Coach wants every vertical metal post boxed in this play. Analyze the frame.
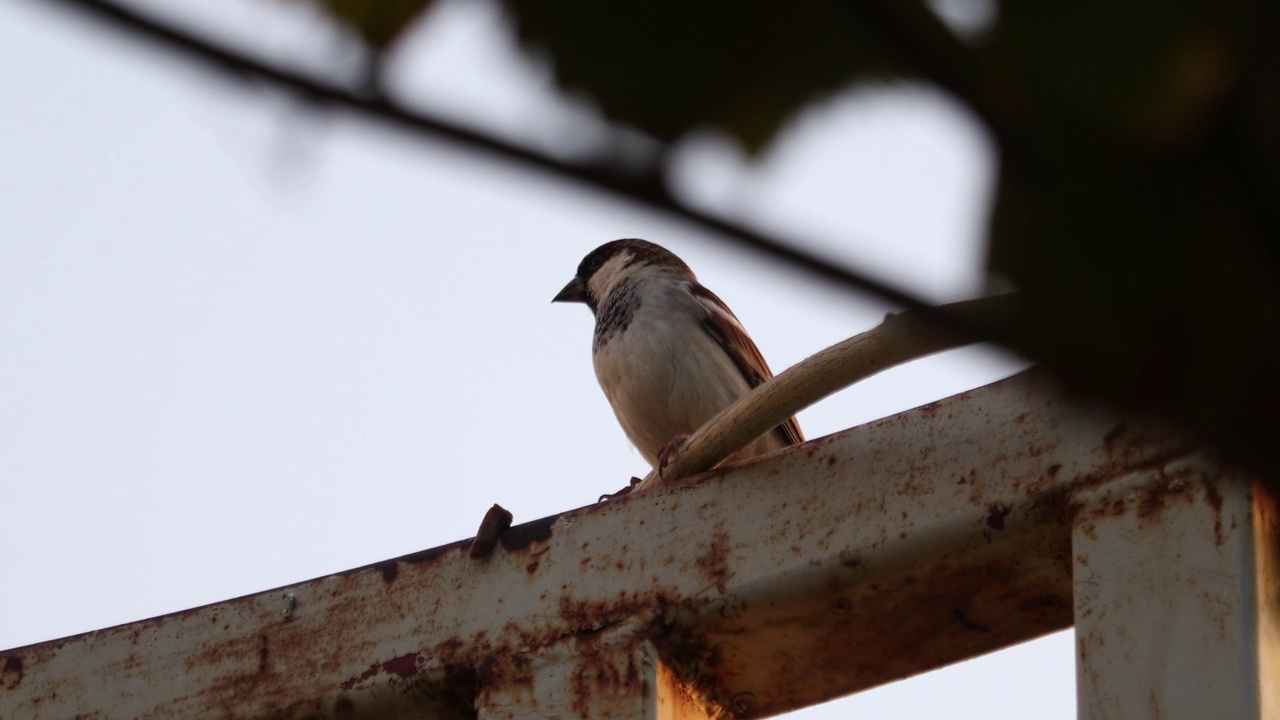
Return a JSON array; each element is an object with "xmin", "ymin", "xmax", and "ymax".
[
  {"xmin": 475, "ymin": 622, "xmax": 714, "ymax": 720},
  {"xmin": 1072, "ymin": 459, "xmax": 1280, "ymax": 719}
]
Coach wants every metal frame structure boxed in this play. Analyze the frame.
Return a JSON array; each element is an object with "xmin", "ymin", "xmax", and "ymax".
[{"xmin": 2, "ymin": 370, "xmax": 1276, "ymax": 718}]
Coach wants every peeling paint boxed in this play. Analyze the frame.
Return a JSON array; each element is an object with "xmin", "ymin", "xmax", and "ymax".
[{"xmin": 341, "ymin": 652, "xmax": 422, "ymax": 691}]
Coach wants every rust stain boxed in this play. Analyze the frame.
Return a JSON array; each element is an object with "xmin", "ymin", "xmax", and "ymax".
[
  {"xmin": 382, "ymin": 653, "xmax": 419, "ymax": 679},
  {"xmin": 1, "ymin": 655, "xmax": 22, "ymax": 689},
  {"xmin": 570, "ymin": 642, "xmax": 646, "ymax": 717},
  {"xmin": 1202, "ymin": 478, "xmax": 1225, "ymax": 546},
  {"xmin": 985, "ymin": 504, "xmax": 1012, "ymax": 531},
  {"xmin": 1136, "ymin": 474, "xmax": 1177, "ymax": 519},
  {"xmin": 656, "ymin": 628, "xmax": 731, "ymax": 714},
  {"xmin": 697, "ymin": 532, "xmax": 733, "ymax": 593},
  {"xmin": 499, "ymin": 514, "xmax": 556, "ymax": 553},
  {"xmin": 655, "ymin": 661, "xmax": 718, "ymax": 718},
  {"xmin": 915, "ymin": 401, "xmax": 942, "ymax": 418},
  {"xmin": 557, "ymin": 594, "xmax": 668, "ymax": 638},
  {"xmin": 474, "ymin": 655, "xmax": 497, "ymax": 688},
  {"xmin": 340, "ymin": 652, "xmax": 422, "ymax": 691},
  {"xmin": 1068, "ymin": 462, "xmax": 1201, "ymax": 536},
  {"xmin": 258, "ymin": 634, "xmax": 269, "ymax": 674},
  {"xmin": 427, "ymin": 638, "xmax": 466, "ymax": 670},
  {"xmin": 189, "ymin": 626, "xmax": 319, "ymax": 717},
  {"xmin": 476, "ymin": 652, "xmax": 534, "ymax": 702}
]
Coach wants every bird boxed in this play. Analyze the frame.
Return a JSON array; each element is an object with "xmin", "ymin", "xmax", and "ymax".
[{"xmin": 553, "ymin": 239, "xmax": 804, "ymax": 473}]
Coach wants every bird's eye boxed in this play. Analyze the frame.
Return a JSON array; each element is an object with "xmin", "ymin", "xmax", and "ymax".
[{"xmin": 579, "ymin": 251, "xmax": 608, "ymax": 279}]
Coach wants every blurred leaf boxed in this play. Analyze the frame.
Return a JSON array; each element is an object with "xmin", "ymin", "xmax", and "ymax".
[
  {"xmin": 296, "ymin": 0, "xmax": 1280, "ymax": 475},
  {"xmin": 311, "ymin": 0, "xmax": 436, "ymax": 50},
  {"xmin": 499, "ymin": 0, "xmax": 904, "ymax": 151},
  {"xmin": 987, "ymin": 0, "xmax": 1280, "ymax": 474},
  {"xmin": 991, "ymin": 0, "xmax": 1238, "ymax": 149}
]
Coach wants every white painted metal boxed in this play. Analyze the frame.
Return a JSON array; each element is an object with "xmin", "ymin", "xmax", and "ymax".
[
  {"xmin": 1073, "ymin": 465, "xmax": 1280, "ymax": 719},
  {"xmin": 0, "ymin": 369, "xmax": 1263, "ymax": 719}
]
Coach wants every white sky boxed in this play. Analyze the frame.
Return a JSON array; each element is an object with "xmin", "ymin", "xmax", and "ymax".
[{"xmin": 0, "ymin": 0, "xmax": 1073, "ymax": 717}]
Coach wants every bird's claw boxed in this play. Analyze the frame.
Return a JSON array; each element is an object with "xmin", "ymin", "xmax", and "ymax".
[{"xmin": 657, "ymin": 433, "xmax": 690, "ymax": 480}]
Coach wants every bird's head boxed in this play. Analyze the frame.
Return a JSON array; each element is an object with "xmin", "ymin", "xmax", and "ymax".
[{"xmin": 552, "ymin": 239, "xmax": 694, "ymax": 313}]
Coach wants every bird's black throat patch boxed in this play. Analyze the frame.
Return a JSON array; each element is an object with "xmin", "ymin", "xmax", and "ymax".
[{"xmin": 593, "ymin": 283, "xmax": 639, "ymax": 352}]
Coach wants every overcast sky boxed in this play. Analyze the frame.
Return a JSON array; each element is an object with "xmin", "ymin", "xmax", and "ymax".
[{"xmin": 0, "ymin": 0, "xmax": 1072, "ymax": 717}]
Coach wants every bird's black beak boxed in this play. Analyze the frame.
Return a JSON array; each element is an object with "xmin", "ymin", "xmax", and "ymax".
[{"xmin": 552, "ymin": 276, "xmax": 588, "ymax": 304}]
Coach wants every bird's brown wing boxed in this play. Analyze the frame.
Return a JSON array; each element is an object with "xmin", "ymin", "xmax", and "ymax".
[{"xmin": 688, "ymin": 282, "xmax": 805, "ymax": 447}]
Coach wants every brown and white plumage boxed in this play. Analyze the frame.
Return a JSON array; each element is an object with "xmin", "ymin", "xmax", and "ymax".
[{"xmin": 553, "ymin": 239, "xmax": 803, "ymax": 468}]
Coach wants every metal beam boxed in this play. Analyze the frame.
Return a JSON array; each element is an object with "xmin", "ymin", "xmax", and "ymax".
[
  {"xmin": 0, "ymin": 370, "xmax": 1244, "ymax": 718},
  {"xmin": 1073, "ymin": 468, "xmax": 1280, "ymax": 718},
  {"xmin": 474, "ymin": 622, "xmax": 713, "ymax": 720}
]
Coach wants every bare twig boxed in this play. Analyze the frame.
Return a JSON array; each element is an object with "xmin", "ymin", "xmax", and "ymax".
[{"xmin": 636, "ymin": 293, "xmax": 1018, "ymax": 491}]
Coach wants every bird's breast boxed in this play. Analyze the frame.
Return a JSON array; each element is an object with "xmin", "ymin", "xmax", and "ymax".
[{"xmin": 592, "ymin": 293, "xmax": 751, "ymax": 465}]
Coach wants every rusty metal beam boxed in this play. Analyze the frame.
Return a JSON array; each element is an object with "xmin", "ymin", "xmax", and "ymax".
[
  {"xmin": 474, "ymin": 622, "xmax": 713, "ymax": 720},
  {"xmin": 0, "ymin": 370, "xmax": 1235, "ymax": 719},
  {"xmin": 1073, "ymin": 469, "xmax": 1280, "ymax": 718}
]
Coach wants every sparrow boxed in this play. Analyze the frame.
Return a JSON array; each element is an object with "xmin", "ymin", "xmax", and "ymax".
[{"xmin": 553, "ymin": 239, "xmax": 804, "ymax": 471}]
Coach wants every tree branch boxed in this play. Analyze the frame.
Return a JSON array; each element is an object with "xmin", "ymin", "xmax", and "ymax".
[
  {"xmin": 846, "ymin": 0, "xmax": 1017, "ymax": 151},
  {"xmin": 37, "ymin": 0, "xmax": 999, "ymax": 331},
  {"xmin": 635, "ymin": 293, "xmax": 1018, "ymax": 491}
]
